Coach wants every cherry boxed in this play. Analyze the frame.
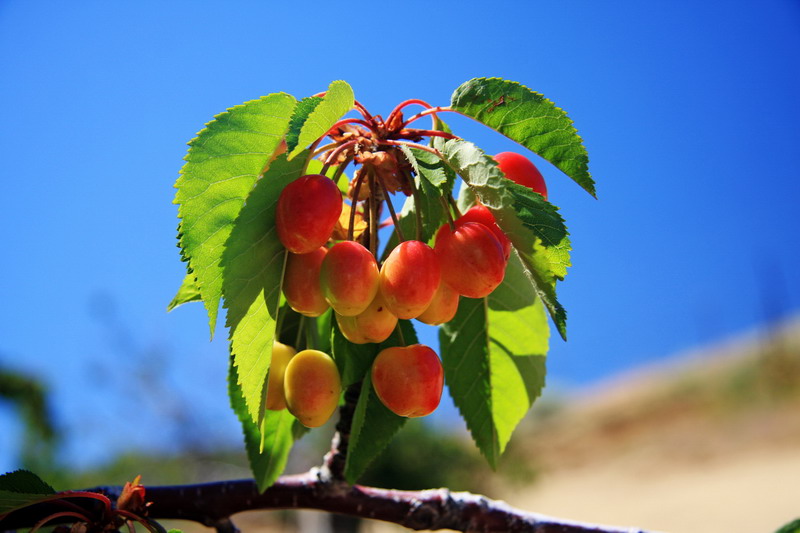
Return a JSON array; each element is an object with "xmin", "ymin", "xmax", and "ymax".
[
  {"xmin": 284, "ymin": 349, "xmax": 341, "ymax": 428},
  {"xmin": 456, "ymin": 204, "xmax": 511, "ymax": 261},
  {"xmin": 493, "ymin": 152, "xmax": 548, "ymax": 200},
  {"xmin": 416, "ymin": 282, "xmax": 459, "ymax": 325},
  {"xmin": 319, "ymin": 241, "xmax": 380, "ymax": 316},
  {"xmin": 276, "ymin": 174, "xmax": 343, "ymax": 254},
  {"xmin": 335, "ymin": 291, "xmax": 398, "ymax": 344},
  {"xmin": 265, "ymin": 341, "xmax": 296, "ymax": 411},
  {"xmin": 434, "ymin": 222, "xmax": 506, "ymax": 298},
  {"xmin": 379, "ymin": 240, "xmax": 441, "ymax": 320},
  {"xmin": 283, "ymin": 247, "xmax": 329, "ymax": 317},
  {"xmin": 371, "ymin": 344, "xmax": 443, "ymax": 418}
]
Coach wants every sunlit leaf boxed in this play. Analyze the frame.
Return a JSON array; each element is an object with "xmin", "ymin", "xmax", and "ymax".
[
  {"xmin": 451, "ymin": 77, "xmax": 595, "ymax": 197},
  {"xmin": 175, "ymin": 93, "xmax": 296, "ymax": 335},
  {"xmin": 288, "ymin": 81, "xmax": 355, "ymax": 159}
]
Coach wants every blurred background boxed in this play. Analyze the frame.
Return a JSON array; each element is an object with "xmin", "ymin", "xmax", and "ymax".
[{"xmin": 1, "ymin": 1, "xmax": 799, "ymax": 532}]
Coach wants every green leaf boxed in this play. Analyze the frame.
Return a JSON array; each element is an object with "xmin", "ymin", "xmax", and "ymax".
[
  {"xmin": 285, "ymin": 97, "xmax": 323, "ymax": 153},
  {"xmin": 0, "ymin": 470, "xmax": 59, "ymax": 515},
  {"xmin": 288, "ymin": 80, "xmax": 355, "ymax": 159},
  {"xmin": 438, "ymin": 138, "xmax": 569, "ymax": 339},
  {"xmin": 439, "ymin": 253, "xmax": 548, "ymax": 467},
  {"xmin": 175, "ymin": 93, "xmax": 297, "ymax": 335},
  {"xmin": 228, "ymin": 355, "xmax": 295, "ymax": 492},
  {"xmin": 331, "ymin": 319, "xmax": 379, "ymax": 388},
  {"xmin": 0, "ymin": 470, "xmax": 54, "ymax": 495},
  {"xmin": 450, "ymin": 77, "xmax": 595, "ymax": 197},
  {"xmin": 221, "ymin": 151, "xmax": 310, "ymax": 424},
  {"xmin": 167, "ymin": 272, "xmax": 203, "ymax": 311},
  {"xmin": 344, "ymin": 320, "xmax": 418, "ymax": 483},
  {"xmin": 775, "ymin": 519, "xmax": 800, "ymax": 533}
]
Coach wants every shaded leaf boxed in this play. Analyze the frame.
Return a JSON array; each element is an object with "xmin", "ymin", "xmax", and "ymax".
[
  {"xmin": 175, "ymin": 93, "xmax": 296, "ymax": 335},
  {"xmin": 331, "ymin": 319, "xmax": 379, "ymax": 388},
  {"xmin": 0, "ymin": 470, "xmax": 54, "ymax": 495},
  {"xmin": 285, "ymin": 97, "xmax": 323, "ymax": 153},
  {"xmin": 451, "ymin": 77, "xmax": 595, "ymax": 197}
]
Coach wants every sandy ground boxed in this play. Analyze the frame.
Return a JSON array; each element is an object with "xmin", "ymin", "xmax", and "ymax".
[
  {"xmin": 505, "ymin": 444, "xmax": 800, "ymax": 533},
  {"xmin": 497, "ymin": 321, "xmax": 800, "ymax": 533}
]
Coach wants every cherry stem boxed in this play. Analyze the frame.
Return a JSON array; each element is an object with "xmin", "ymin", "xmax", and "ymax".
[
  {"xmin": 409, "ymin": 174, "xmax": 423, "ymax": 242},
  {"xmin": 368, "ymin": 173, "xmax": 379, "ymax": 258},
  {"xmin": 374, "ymin": 171, "xmax": 405, "ymax": 242},
  {"xmin": 402, "ymin": 106, "xmax": 452, "ymax": 128},
  {"xmin": 310, "ymin": 141, "xmax": 340, "ymax": 159},
  {"xmin": 29, "ymin": 511, "xmax": 90, "ymax": 533},
  {"xmin": 386, "ymin": 98, "xmax": 434, "ymax": 127},
  {"xmin": 353, "ymin": 100, "xmax": 373, "ymax": 121},
  {"xmin": 447, "ymin": 195, "xmax": 462, "ymax": 218},
  {"xmin": 332, "ymin": 154, "xmax": 354, "ymax": 188},
  {"xmin": 394, "ymin": 323, "xmax": 407, "ymax": 347},
  {"xmin": 294, "ymin": 316, "xmax": 305, "ymax": 351},
  {"xmin": 321, "ymin": 140, "xmax": 358, "ymax": 176},
  {"xmin": 400, "ymin": 128, "xmax": 458, "ymax": 140},
  {"xmin": 274, "ymin": 252, "xmax": 290, "ymax": 335},
  {"xmin": 379, "ymin": 140, "xmax": 442, "ymax": 159},
  {"xmin": 115, "ymin": 511, "xmax": 161, "ymax": 533},
  {"xmin": 348, "ymin": 170, "xmax": 367, "ymax": 242},
  {"xmin": 440, "ymin": 196, "xmax": 456, "ymax": 231}
]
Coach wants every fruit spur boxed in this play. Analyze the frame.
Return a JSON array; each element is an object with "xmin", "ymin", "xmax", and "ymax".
[{"xmin": 269, "ymin": 95, "xmax": 548, "ymax": 426}]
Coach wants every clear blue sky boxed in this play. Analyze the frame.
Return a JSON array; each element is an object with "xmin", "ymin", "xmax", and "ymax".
[{"xmin": 1, "ymin": 1, "xmax": 799, "ymax": 472}]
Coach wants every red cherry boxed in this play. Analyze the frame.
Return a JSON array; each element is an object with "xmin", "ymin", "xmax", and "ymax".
[
  {"xmin": 283, "ymin": 247, "xmax": 329, "ymax": 317},
  {"xmin": 276, "ymin": 174, "xmax": 342, "ymax": 254},
  {"xmin": 371, "ymin": 344, "xmax": 443, "ymax": 418},
  {"xmin": 319, "ymin": 241, "xmax": 380, "ymax": 316},
  {"xmin": 456, "ymin": 204, "xmax": 511, "ymax": 261},
  {"xmin": 434, "ymin": 222, "xmax": 506, "ymax": 298},
  {"xmin": 379, "ymin": 240, "xmax": 441, "ymax": 320},
  {"xmin": 493, "ymin": 152, "xmax": 548, "ymax": 200}
]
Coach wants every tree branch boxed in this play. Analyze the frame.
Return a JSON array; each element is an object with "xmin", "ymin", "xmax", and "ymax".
[{"xmin": 1, "ymin": 476, "xmax": 650, "ymax": 533}]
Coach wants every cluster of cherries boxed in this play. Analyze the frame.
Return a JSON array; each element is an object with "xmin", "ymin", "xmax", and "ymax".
[{"xmin": 265, "ymin": 151, "xmax": 547, "ymax": 427}]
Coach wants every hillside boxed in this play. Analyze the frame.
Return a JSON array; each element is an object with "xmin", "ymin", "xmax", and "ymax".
[{"xmin": 500, "ymin": 317, "xmax": 800, "ymax": 533}]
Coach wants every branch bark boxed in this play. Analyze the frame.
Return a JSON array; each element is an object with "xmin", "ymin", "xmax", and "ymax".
[{"xmin": 0, "ymin": 477, "xmax": 650, "ymax": 533}]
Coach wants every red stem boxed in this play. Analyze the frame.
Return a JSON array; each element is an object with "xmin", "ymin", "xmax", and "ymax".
[
  {"xmin": 321, "ymin": 139, "xmax": 358, "ymax": 175},
  {"xmin": 402, "ymin": 106, "xmax": 452, "ymax": 128},
  {"xmin": 386, "ymin": 98, "xmax": 435, "ymax": 126},
  {"xmin": 379, "ymin": 140, "xmax": 442, "ymax": 158},
  {"xmin": 399, "ymin": 128, "xmax": 458, "ymax": 140}
]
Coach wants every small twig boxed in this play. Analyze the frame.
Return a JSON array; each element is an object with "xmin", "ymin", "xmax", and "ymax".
[{"xmin": 374, "ymin": 171, "xmax": 405, "ymax": 242}]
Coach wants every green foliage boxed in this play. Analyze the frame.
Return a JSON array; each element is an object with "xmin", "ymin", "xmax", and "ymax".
[
  {"xmin": 175, "ymin": 93, "xmax": 296, "ymax": 335},
  {"xmin": 285, "ymin": 97, "xmax": 323, "ymax": 153},
  {"xmin": 344, "ymin": 321, "xmax": 419, "ymax": 483},
  {"xmin": 450, "ymin": 77, "xmax": 595, "ymax": 197},
  {"xmin": 440, "ymin": 253, "xmax": 548, "ymax": 467},
  {"xmin": 0, "ymin": 370, "xmax": 57, "ymax": 472},
  {"xmin": 0, "ymin": 470, "xmax": 56, "ymax": 515},
  {"xmin": 221, "ymin": 152, "xmax": 312, "ymax": 425},
  {"xmin": 775, "ymin": 519, "xmax": 800, "ymax": 533},
  {"xmin": 170, "ymin": 77, "xmax": 590, "ymax": 485},
  {"xmin": 437, "ymin": 137, "xmax": 569, "ymax": 339},
  {"xmin": 287, "ymin": 80, "xmax": 354, "ymax": 160},
  {"xmin": 167, "ymin": 273, "xmax": 202, "ymax": 311},
  {"xmin": 0, "ymin": 470, "xmax": 54, "ymax": 495},
  {"xmin": 228, "ymin": 355, "xmax": 297, "ymax": 492}
]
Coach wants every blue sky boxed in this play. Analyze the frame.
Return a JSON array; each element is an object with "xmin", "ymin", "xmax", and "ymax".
[{"xmin": 1, "ymin": 1, "xmax": 799, "ymax": 472}]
